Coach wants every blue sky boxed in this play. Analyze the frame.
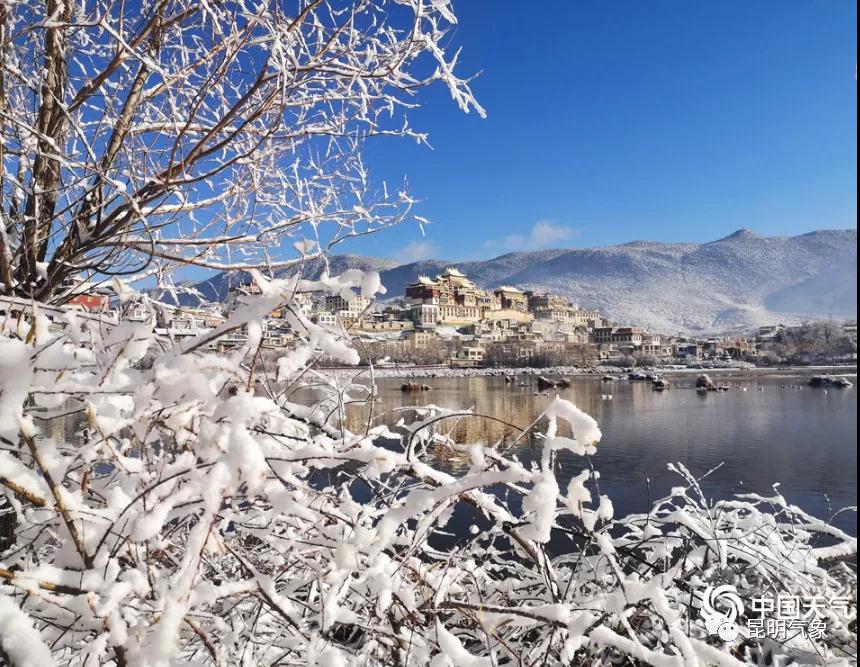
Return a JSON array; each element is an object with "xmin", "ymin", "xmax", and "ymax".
[{"xmin": 348, "ymin": 0, "xmax": 857, "ymax": 263}]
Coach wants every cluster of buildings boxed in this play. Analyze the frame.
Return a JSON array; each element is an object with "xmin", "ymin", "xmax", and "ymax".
[
  {"xmin": 214, "ymin": 267, "xmax": 764, "ymax": 367},
  {"xmin": 403, "ymin": 268, "xmax": 600, "ymax": 330},
  {"xmin": 50, "ymin": 268, "xmax": 856, "ymax": 368}
]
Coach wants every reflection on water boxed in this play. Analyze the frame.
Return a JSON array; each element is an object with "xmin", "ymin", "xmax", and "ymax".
[
  {"xmin": 325, "ymin": 373, "xmax": 858, "ymax": 535},
  {"xmin": 45, "ymin": 374, "xmax": 857, "ymax": 537}
]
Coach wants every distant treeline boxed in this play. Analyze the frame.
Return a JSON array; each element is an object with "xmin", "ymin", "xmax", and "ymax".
[{"xmin": 756, "ymin": 321, "xmax": 857, "ymax": 365}]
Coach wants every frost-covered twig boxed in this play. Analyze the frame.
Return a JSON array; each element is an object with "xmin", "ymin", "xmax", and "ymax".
[{"xmin": 0, "ymin": 290, "xmax": 855, "ymax": 665}]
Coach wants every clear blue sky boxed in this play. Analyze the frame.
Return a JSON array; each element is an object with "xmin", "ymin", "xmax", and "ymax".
[{"xmin": 349, "ymin": 0, "xmax": 857, "ymax": 263}]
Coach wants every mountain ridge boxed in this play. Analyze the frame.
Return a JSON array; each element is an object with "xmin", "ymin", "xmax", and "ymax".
[{"xmin": 180, "ymin": 228, "xmax": 857, "ymax": 333}]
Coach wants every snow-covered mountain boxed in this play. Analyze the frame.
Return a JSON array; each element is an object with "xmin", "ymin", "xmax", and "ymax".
[
  {"xmin": 186, "ymin": 229, "xmax": 856, "ymax": 333},
  {"xmin": 181, "ymin": 254, "xmax": 400, "ymax": 303}
]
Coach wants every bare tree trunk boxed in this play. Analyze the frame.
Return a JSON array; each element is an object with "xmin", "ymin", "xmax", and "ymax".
[
  {"xmin": 17, "ymin": 0, "xmax": 72, "ymax": 295},
  {"xmin": 0, "ymin": 4, "xmax": 13, "ymax": 294}
]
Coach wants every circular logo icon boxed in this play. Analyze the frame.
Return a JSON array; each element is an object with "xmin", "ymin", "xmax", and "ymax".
[{"xmin": 701, "ymin": 585, "xmax": 745, "ymax": 641}]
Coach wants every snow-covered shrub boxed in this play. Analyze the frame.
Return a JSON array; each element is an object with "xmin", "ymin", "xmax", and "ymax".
[
  {"xmin": 0, "ymin": 279, "xmax": 855, "ymax": 666},
  {"xmin": 0, "ymin": 1, "xmax": 855, "ymax": 663}
]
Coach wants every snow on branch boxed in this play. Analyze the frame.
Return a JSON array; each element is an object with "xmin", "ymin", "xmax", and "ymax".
[
  {"xmin": 0, "ymin": 290, "xmax": 855, "ymax": 665},
  {"xmin": 0, "ymin": 2, "xmax": 855, "ymax": 665},
  {"xmin": 0, "ymin": 0, "xmax": 482, "ymax": 301}
]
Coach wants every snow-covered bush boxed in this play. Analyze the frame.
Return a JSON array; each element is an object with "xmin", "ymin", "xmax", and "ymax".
[
  {"xmin": 1, "ymin": 281, "xmax": 856, "ymax": 666},
  {"xmin": 0, "ymin": 1, "xmax": 855, "ymax": 665}
]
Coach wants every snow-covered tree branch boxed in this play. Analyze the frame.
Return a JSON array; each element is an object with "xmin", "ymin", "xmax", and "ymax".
[
  {"xmin": 0, "ymin": 282, "xmax": 856, "ymax": 665},
  {"xmin": 0, "ymin": 0, "xmax": 483, "ymax": 301},
  {"xmin": 0, "ymin": 2, "xmax": 856, "ymax": 666}
]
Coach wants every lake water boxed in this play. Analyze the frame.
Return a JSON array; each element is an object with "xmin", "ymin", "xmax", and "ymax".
[
  {"xmin": 327, "ymin": 371, "xmax": 857, "ymax": 536},
  {"xmin": 39, "ymin": 370, "xmax": 857, "ymax": 537}
]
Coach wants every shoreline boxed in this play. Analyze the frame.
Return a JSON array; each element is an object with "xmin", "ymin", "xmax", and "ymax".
[{"xmin": 318, "ymin": 363, "xmax": 858, "ymax": 381}]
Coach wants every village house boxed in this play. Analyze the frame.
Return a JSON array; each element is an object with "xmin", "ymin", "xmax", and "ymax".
[
  {"xmin": 530, "ymin": 318, "xmax": 589, "ymax": 342},
  {"xmin": 673, "ymin": 341, "xmax": 702, "ymax": 360},
  {"xmin": 569, "ymin": 308, "xmax": 603, "ymax": 328},
  {"xmin": 56, "ymin": 276, "xmax": 112, "ymax": 310},
  {"xmin": 405, "ymin": 268, "xmax": 483, "ymax": 326},
  {"xmin": 525, "ymin": 292, "xmax": 600, "ymax": 328},
  {"xmin": 225, "ymin": 281, "xmax": 289, "ymax": 319},
  {"xmin": 559, "ymin": 328, "xmax": 591, "ymax": 345},
  {"xmin": 483, "ymin": 307, "xmax": 534, "ymax": 325},
  {"xmin": 756, "ymin": 324, "xmax": 786, "ymax": 342},
  {"xmin": 409, "ymin": 301, "xmax": 440, "ymax": 328},
  {"xmin": 66, "ymin": 291, "xmax": 112, "ymax": 311},
  {"xmin": 324, "ymin": 292, "xmax": 371, "ymax": 324},
  {"xmin": 404, "ymin": 330, "xmax": 437, "ymax": 349},
  {"xmin": 526, "ymin": 291, "xmax": 571, "ymax": 321},
  {"xmin": 591, "ymin": 326, "xmax": 645, "ymax": 346},
  {"xmin": 494, "ymin": 285, "xmax": 529, "ymax": 313},
  {"xmin": 640, "ymin": 334, "xmax": 675, "ymax": 360},
  {"xmin": 313, "ymin": 312, "xmax": 339, "ymax": 328},
  {"xmin": 291, "ymin": 292, "xmax": 316, "ymax": 318},
  {"xmin": 356, "ymin": 312, "xmax": 414, "ymax": 333},
  {"xmin": 477, "ymin": 291, "xmax": 502, "ymax": 314},
  {"xmin": 123, "ymin": 300, "xmax": 154, "ymax": 323},
  {"xmin": 450, "ymin": 345, "xmax": 485, "ymax": 367},
  {"xmin": 484, "ymin": 339, "xmax": 540, "ymax": 365},
  {"xmin": 701, "ymin": 337, "xmax": 756, "ymax": 360}
]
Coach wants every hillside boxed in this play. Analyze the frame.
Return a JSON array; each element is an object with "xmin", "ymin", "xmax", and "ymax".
[
  {"xmin": 185, "ymin": 229, "xmax": 857, "ymax": 333},
  {"xmin": 176, "ymin": 255, "xmax": 400, "ymax": 304}
]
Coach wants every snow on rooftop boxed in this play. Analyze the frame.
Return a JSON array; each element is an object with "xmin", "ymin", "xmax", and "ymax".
[{"xmin": 434, "ymin": 326, "xmax": 463, "ymax": 339}]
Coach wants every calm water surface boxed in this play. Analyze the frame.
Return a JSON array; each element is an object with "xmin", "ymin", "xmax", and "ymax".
[{"xmin": 331, "ymin": 373, "xmax": 857, "ymax": 535}]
